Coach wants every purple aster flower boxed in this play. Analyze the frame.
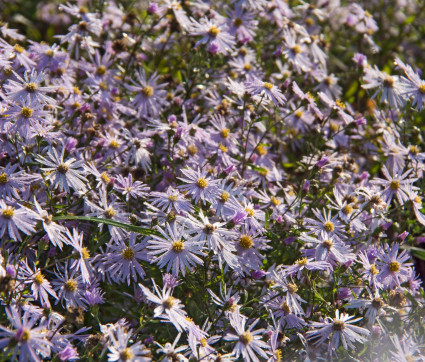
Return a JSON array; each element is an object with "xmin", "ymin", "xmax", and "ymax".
[
  {"xmin": 139, "ymin": 280, "xmax": 190, "ymax": 332},
  {"xmin": 37, "ymin": 147, "xmax": 88, "ymax": 193},
  {"xmin": 304, "ymin": 209, "xmax": 345, "ymax": 241},
  {"xmin": 235, "ymin": 227, "xmax": 270, "ymax": 272},
  {"xmin": 107, "ymin": 325, "xmax": 151, "ymax": 362},
  {"xmin": 51, "ymin": 261, "xmax": 86, "ymax": 309},
  {"xmin": 226, "ymin": 4, "xmax": 258, "ymax": 43},
  {"xmin": 83, "ymin": 285, "xmax": 105, "ymax": 307},
  {"xmin": 177, "ymin": 167, "xmax": 220, "ymax": 205},
  {"xmin": 85, "ymin": 189, "xmax": 129, "ymax": 242},
  {"xmin": 306, "ymin": 310, "xmax": 369, "ymax": 354},
  {"xmin": 0, "ymin": 306, "xmax": 52, "ymax": 361},
  {"xmin": 0, "ymin": 199, "xmax": 40, "ymax": 242},
  {"xmin": 150, "ymin": 186, "xmax": 194, "ymax": 214},
  {"xmin": 19, "ymin": 261, "xmax": 58, "ymax": 308},
  {"xmin": 190, "ymin": 17, "xmax": 236, "ymax": 55},
  {"xmin": 224, "ymin": 312, "xmax": 270, "ymax": 362},
  {"xmin": 5, "ymin": 69, "xmax": 56, "ymax": 106},
  {"xmin": 96, "ymin": 233, "xmax": 148, "ymax": 285},
  {"xmin": 0, "ymin": 163, "xmax": 39, "ymax": 199},
  {"xmin": 371, "ymin": 164, "xmax": 417, "ymax": 206},
  {"xmin": 5, "ymin": 100, "xmax": 52, "ymax": 139},
  {"xmin": 281, "ymin": 257, "xmax": 332, "ymax": 279},
  {"xmin": 377, "ymin": 243, "xmax": 413, "ymax": 288},
  {"xmin": 245, "ymin": 77, "xmax": 286, "ymax": 106},
  {"xmin": 114, "ymin": 174, "xmax": 150, "ymax": 201},
  {"xmin": 163, "ymin": 273, "xmax": 181, "ymax": 289},
  {"xmin": 147, "ymin": 222, "xmax": 205, "ymax": 277},
  {"xmin": 57, "ymin": 345, "xmax": 79, "ymax": 361},
  {"xmin": 362, "ymin": 66, "xmax": 406, "ymax": 108},
  {"xmin": 124, "ymin": 69, "xmax": 168, "ymax": 118},
  {"xmin": 66, "ymin": 228, "xmax": 93, "ymax": 283}
]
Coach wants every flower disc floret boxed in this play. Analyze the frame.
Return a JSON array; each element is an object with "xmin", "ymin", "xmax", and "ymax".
[
  {"xmin": 172, "ymin": 240, "xmax": 184, "ymax": 253},
  {"xmin": 239, "ymin": 235, "xmax": 253, "ymax": 249}
]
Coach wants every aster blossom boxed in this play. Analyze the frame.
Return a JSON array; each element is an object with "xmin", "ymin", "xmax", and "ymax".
[
  {"xmin": 147, "ymin": 223, "xmax": 205, "ymax": 277},
  {"xmin": 306, "ymin": 310, "xmax": 370, "ymax": 354}
]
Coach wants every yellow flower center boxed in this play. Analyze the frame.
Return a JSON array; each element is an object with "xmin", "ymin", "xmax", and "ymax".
[
  {"xmin": 245, "ymin": 207, "xmax": 255, "ymax": 217},
  {"xmin": 342, "ymin": 205, "xmax": 353, "ymax": 215},
  {"xmin": 218, "ymin": 143, "xmax": 228, "ymax": 153},
  {"xmin": 239, "ymin": 234, "xmax": 253, "ymax": 249},
  {"xmin": 208, "ymin": 25, "xmax": 221, "ymax": 37},
  {"xmin": 296, "ymin": 257, "xmax": 308, "ymax": 266},
  {"xmin": 2, "ymin": 208, "xmax": 14, "ymax": 219},
  {"xmin": 234, "ymin": 17, "xmax": 243, "ymax": 27},
  {"xmin": 389, "ymin": 261, "xmax": 401, "ymax": 272},
  {"xmin": 104, "ymin": 207, "xmax": 116, "ymax": 219},
  {"xmin": 110, "ymin": 139, "xmax": 120, "ymax": 149},
  {"xmin": 409, "ymin": 145, "xmax": 420, "ymax": 155},
  {"xmin": 335, "ymin": 99, "xmax": 346, "ymax": 109},
  {"xmin": 21, "ymin": 107, "xmax": 33, "ymax": 118},
  {"xmin": 163, "ymin": 296, "xmax": 175, "ymax": 309},
  {"xmin": 371, "ymin": 263, "xmax": 379, "ymax": 275},
  {"xmin": 244, "ymin": 63, "xmax": 252, "ymax": 71},
  {"xmin": 333, "ymin": 319, "xmax": 346, "ymax": 331},
  {"xmin": 390, "ymin": 180, "xmax": 400, "ymax": 190},
  {"xmin": 275, "ymin": 350, "xmax": 283, "ymax": 362},
  {"xmin": 168, "ymin": 195, "xmax": 178, "ymax": 201},
  {"xmin": 197, "ymin": 178, "xmax": 208, "ymax": 189},
  {"xmin": 57, "ymin": 163, "xmax": 69, "ymax": 174},
  {"xmin": 220, "ymin": 191, "xmax": 230, "ymax": 203},
  {"xmin": 287, "ymin": 283, "xmax": 298, "ymax": 294},
  {"xmin": 25, "ymin": 82, "xmax": 38, "ymax": 92},
  {"xmin": 258, "ymin": 168, "xmax": 269, "ymax": 177},
  {"xmin": 200, "ymin": 338, "xmax": 208, "ymax": 347},
  {"xmin": 141, "ymin": 86, "xmax": 154, "ymax": 97},
  {"xmin": 414, "ymin": 196, "xmax": 421, "ymax": 205},
  {"xmin": 295, "ymin": 110, "xmax": 304, "ymax": 118},
  {"xmin": 120, "ymin": 348, "xmax": 134, "ymax": 361},
  {"xmin": 419, "ymin": 84, "xmax": 425, "ymax": 94},
  {"xmin": 187, "ymin": 144, "xmax": 198, "ymax": 155},
  {"xmin": 46, "ymin": 49, "xmax": 54, "ymax": 57},
  {"xmin": 324, "ymin": 221, "xmax": 334, "ymax": 232},
  {"xmin": 81, "ymin": 247, "xmax": 90, "ymax": 259},
  {"xmin": 43, "ymin": 215, "xmax": 53, "ymax": 225},
  {"xmin": 34, "ymin": 273, "xmax": 45, "ymax": 285},
  {"xmin": 263, "ymin": 82, "xmax": 274, "ymax": 90},
  {"xmin": 65, "ymin": 279, "xmax": 77, "ymax": 292},
  {"xmin": 204, "ymin": 224, "xmax": 215, "ymax": 235},
  {"xmin": 322, "ymin": 239, "xmax": 333, "ymax": 250},
  {"xmin": 239, "ymin": 331, "xmax": 253, "ymax": 345},
  {"xmin": 100, "ymin": 172, "xmax": 110, "ymax": 183},
  {"xmin": 281, "ymin": 302, "xmax": 291, "ymax": 313},
  {"xmin": 256, "ymin": 145, "xmax": 267, "ymax": 156},
  {"xmin": 0, "ymin": 172, "xmax": 9, "ymax": 184},
  {"xmin": 96, "ymin": 65, "xmax": 107, "ymax": 76},
  {"xmin": 271, "ymin": 196, "xmax": 281, "ymax": 206},
  {"xmin": 383, "ymin": 76, "xmax": 394, "ymax": 88},
  {"xmin": 172, "ymin": 240, "xmax": 184, "ymax": 253},
  {"xmin": 292, "ymin": 44, "xmax": 302, "ymax": 54},
  {"xmin": 14, "ymin": 44, "xmax": 24, "ymax": 53},
  {"xmin": 220, "ymin": 128, "xmax": 230, "ymax": 138},
  {"xmin": 122, "ymin": 247, "xmax": 135, "ymax": 260},
  {"xmin": 21, "ymin": 329, "xmax": 31, "ymax": 341}
]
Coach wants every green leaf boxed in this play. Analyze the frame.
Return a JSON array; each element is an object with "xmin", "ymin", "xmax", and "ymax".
[
  {"xmin": 53, "ymin": 215, "xmax": 161, "ymax": 236},
  {"xmin": 265, "ymin": 210, "xmax": 270, "ymax": 229}
]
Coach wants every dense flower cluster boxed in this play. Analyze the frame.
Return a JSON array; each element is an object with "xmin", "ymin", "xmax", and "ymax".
[{"xmin": 0, "ymin": 0, "xmax": 425, "ymax": 360}]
